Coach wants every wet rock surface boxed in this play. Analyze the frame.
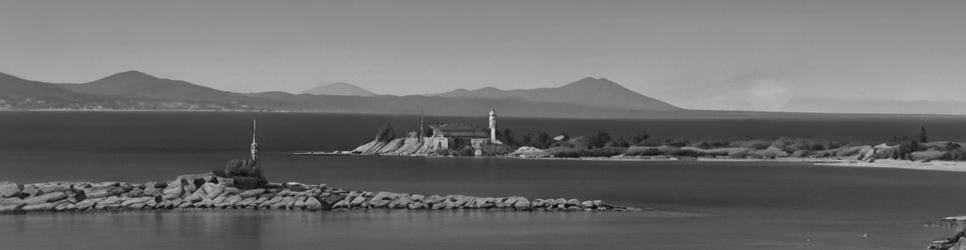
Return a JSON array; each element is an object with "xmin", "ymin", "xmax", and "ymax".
[{"xmin": 0, "ymin": 173, "xmax": 639, "ymax": 214}]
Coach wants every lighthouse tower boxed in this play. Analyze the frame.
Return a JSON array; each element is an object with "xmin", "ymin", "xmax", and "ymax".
[
  {"xmin": 489, "ymin": 109, "xmax": 498, "ymax": 143},
  {"xmin": 250, "ymin": 119, "xmax": 259, "ymax": 161}
]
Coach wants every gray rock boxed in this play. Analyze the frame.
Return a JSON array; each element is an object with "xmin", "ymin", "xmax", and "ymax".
[
  {"xmin": 121, "ymin": 197, "xmax": 153, "ymax": 207},
  {"xmin": 235, "ymin": 197, "xmax": 256, "ymax": 207},
  {"xmin": 215, "ymin": 177, "xmax": 235, "ymax": 187},
  {"xmin": 23, "ymin": 192, "xmax": 67, "ymax": 205},
  {"xmin": 423, "ymin": 195, "xmax": 444, "ymax": 204},
  {"xmin": 332, "ymin": 199, "xmax": 348, "ymax": 209},
  {"xmin": 96, "ymin": 196, "xmax": 123, "ymax": 209},
  {"xmin": 431, "ymin": 202, "xmax": 447, "ymax": 210},
  {"xmin": 566, "ymin": 199, "xmax": 580, "ymax": 206},
  {"xmin": 239, "ymin": 189, "xmax": 265, "ymax": 198},
  {"xmin": 22, "ymin": 184, "xmax": 39, "ymax": 197},
  {"xmin": 55, "ymin": 202, "xmax": 75, "ymax": 211},
  {"xmin": 286, "ymin": 182, "xmax": 309, "ymax": 192},
  {"xmin": 293, "ymin": 197, "xmax": 308, "ymax": 209},
  {"xmin": 554, "ymin": 198, "xmax": 567, "ymax": 206},
  {"xmin": 349, "ymin": 196, "xmax": 368, "ymax": 207},
  {"xmin": 0, "ymin": 181, "xmax": 21, "ymax": 198},
  {"xmin": 75, "ymin": 198, "xmax": 102, "ymax": 210},
  {"xmin": 389, "ymin": 197, "xmax": 412, "ymax": 209},
  {"xmin": 444, "ymin": 200, "xmax": 462, "ymax": 209},
  {"xmin": 201, "ymin": 183, "xmax": 225, "ymax": 199},
  {"xmin": 161, "ymin": 181, "xmax": 183, "ymax": 200},
  {"xmin": 0, "ymin": 197, "xmax": 24, "ymax": 206},
  {"xmin": 0, "ymin": 203, "xmax": 24, "ymax": 213},
  {"xmin": 22, "ymin": 202, "xmax": 57, "ymax": 212},
  {"xmin": 271, "ymin": 197, "xmax": 296, "ymax": 209},
  {"xmin": 223, "ymin": 195, "xmax": 242, "ymax": 205},
  {"xmin": 36, "ymin": 183, "xmax": 71, "ymax": 193},
  {"xmin": 370, "ymin": 199, "xmax": 390, "ymax": 208},
  {"xmin": 410, "ymin": 194, "xmax": 425, "ymax": 201},
  {"xmin": 509, "ymin": 197, "xmax": 531, "ymax": 210},
  {"xmin": 142, "ymin": 182, "xmax": 160, "ymax": 196},
  {"xmin": 407, "ymin": 202, "xmax": 426, "ymax": 209},
  {"xmin": 305, "ymin": 197, "xmax": 323, "ymax": 210}
]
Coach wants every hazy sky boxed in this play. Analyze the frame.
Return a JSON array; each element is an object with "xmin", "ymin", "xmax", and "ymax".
[{"xmin": 1, "ymin": 0, "xmax": 964, "ymax": 111}]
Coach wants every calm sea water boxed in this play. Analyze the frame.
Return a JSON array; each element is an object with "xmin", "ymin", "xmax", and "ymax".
[{"xmin": 2, "ymin": 112, "xmax": 966, "ymax": 249}]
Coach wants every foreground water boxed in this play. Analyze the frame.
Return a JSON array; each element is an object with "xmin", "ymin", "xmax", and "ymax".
[
  {"xmin": 3, "ymin": 112, "xmax": 966, "ymax": 249},
  {"xmin": 2, "ymin": 152, "xmax": 966, "ymax": 249}
]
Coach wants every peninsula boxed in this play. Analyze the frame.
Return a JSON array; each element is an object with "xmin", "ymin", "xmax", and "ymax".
[{"xmin": 332, "ymin": 113, "xmax": 966, "ymax": 172}]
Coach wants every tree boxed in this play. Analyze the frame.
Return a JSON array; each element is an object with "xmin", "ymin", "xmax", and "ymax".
[
  {"xmin": 535, "ymin": 132, "xmax": 551, "ymax": 148},
  {"xmin": 521, "ymin": 133, "xmax": 533, "ymax": 147},
  {"xmin": 499, "ymin": 128, "xmax": 517, "ymax": 146},
  {"xmin": 605, "ymin": 137, "xmax": 630, "ymax": 148},
  {"xmin": 374, "ymin": 123, "xmax": 396, "ymax": 142},
  {"xmin": 630, "ymin": 132, "xmax": 650, "ymax": 145},
  {"xmin": 588, "ymin": 130, "xmax": 612, "ymax": 148}
]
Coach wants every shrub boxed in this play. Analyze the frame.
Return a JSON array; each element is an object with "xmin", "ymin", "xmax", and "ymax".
[
  {"xmin": 624, "ymin": 146, "xmax": 664, "ymax": 156},
  {"xmin": 942, "ymin": 148, "xmax": 966, "ymax": 161},
  {"xmin": 588, "ymin": 130, "xmax": 612, "ymax": 149},
  {"xmin": 374, "ymin": 123, "xmax": 396, "ymax": 142},
  {"xmin": 730, "ymin": 139, "xmax": 772, "ymax": 150}
]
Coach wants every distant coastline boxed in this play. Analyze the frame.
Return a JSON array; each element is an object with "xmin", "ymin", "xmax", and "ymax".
[{"xmin": 296, "ymin": 151, "xmax": 966, "ymax": 173}]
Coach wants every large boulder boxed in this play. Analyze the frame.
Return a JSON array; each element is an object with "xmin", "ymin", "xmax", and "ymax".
[
  {"xmin": 0, "ymin": 181, "xmax": 21, "ymax": 198},
  {"xmin": 23, "ymin": 192, "xmax": 67, "ymax": 205}
]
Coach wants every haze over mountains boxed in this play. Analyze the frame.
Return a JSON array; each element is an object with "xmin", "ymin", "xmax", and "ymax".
[
  {"xmin": 0, "ymin": 70, "xmax": 691, "ymax": 118},
  {"xmin": 302, "ymin": 82, "xmax": 377, "ymax": 96},
  {"xmin": 437, "ymin": 77, "xmax": 679, "ymax": 112},
  {"xmin": 1, "ymin": 70, "xmax": 962, "ymax": 117}
]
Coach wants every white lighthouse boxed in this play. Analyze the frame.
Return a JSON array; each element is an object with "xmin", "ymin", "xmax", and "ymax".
[
  {"xmin": 250, "ymin": 119, "xmax": 259, "ymax": 161},
  {"xmin": 489, "ymin": 109, "xmax": 499, "ymax": 144}
]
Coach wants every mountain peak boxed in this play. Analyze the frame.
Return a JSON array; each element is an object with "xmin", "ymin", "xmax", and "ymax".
[
  {"xmin": 100, "ymin": 70, "xmax": 158, "ymax": 82},
  {"xmin": 565, "ymin": 77, "xmax": 620, "ymax": 88},
  {"xmin": 303, "ymin": 82, "xmax": 376, "ymax": 96},
  {"xmin": 437, "ymin": 77, "xmax": 680, "ymax": 111}
]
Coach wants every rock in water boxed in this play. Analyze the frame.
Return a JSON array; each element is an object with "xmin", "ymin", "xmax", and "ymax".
[
  {"xmin": 0, "ymin": 204, "xmax": 24, "ymax": 213},
  {"xmin": 0, "ymin": 181, "xmax": 22, "ymax": 198},
  {"xmin": 22, "ymin": 184, "xmax": 39, "ymax": 197},
  {"xmin": 22, "ymin": 202, "xmax": 57, "ymax": 212},
  {"xmin": 23, "ymin": 192, "xmax": 67, "ymax": 205},
  {"xmin": 305, "ymin": 197, "xmax": 323, "ymax": 211},
  {"xmin": 200, "ymin": 183, "xmax": 225, "ymax": 199},
  {"xmin": 239, "ymin": 189, "xmax": 265, "ymax": 198}
]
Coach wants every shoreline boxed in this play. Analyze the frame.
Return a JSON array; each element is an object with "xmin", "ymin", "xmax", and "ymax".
[{"xmin": 295, "ymin": 151, "xmax": 966, "ymax": 173}]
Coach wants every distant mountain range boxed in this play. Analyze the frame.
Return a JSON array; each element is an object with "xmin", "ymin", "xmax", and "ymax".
[
  {"xmin": 302, "ymin": 82, "xmax": 377, "ymax": 96},
  {"xmin": 0, "ymin": 70, "xmax": 693, "ymax": 118},
  {"xmin": 3, "ymin": 70, "xmax": 959, "ymax": 118},
  {"xmin": 437, "ymin": 77, "xmax": 679, "ymax": 111}
]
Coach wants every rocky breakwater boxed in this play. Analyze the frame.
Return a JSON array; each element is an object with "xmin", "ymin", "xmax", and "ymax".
[{"xmin": 0, "ymin": 174, "xmax": 638, "ymax": 214}]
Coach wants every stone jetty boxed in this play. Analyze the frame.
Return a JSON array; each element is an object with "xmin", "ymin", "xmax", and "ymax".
[{"xmin": 0, "ymin": 173, "xmax": 638, "ymax": 214}]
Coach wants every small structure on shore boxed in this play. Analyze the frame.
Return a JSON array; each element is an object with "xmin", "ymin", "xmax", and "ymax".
[
  {"xmin": 351, "ymin": 109, "xmax": 510, "ymax": 156},
  {"xmin": 426, "ymin": 109, "xmax": 503, "ymax": 156},
  {"xmin": 213, "ymin": 119, "xmax": 267, "ymax": 189}
]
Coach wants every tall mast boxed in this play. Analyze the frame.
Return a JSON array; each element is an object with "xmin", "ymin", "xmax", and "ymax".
[
  {"xmin": 419, "ymin": 110, "xmax": 424, "ymax": 142},
  {"xmin": 250, "ymin": 118, "xmax": 258, "ymax": 161}
]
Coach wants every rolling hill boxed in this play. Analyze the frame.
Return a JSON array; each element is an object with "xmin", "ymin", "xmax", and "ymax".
[
  {"xmin": 302, "ymin": 82, "xmax": 376, "ymax": 96},
  {"xmin": 437, "ymin": 77, "xmax": 681, "ymax": 111},
  {"xmin": 0, "ymin": 70, "xmax": 696, "ymax": 117}
]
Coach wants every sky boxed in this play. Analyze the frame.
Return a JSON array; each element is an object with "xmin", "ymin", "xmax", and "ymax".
[{"xmin": 1, "ymin": 0, "xmax": 964, "ymax": 112}]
